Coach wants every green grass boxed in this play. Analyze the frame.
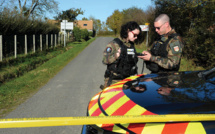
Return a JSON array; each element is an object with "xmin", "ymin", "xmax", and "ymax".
[
  {"xmin": 0, "ymin": 49, "xmax": 68, "ymax": 84},
  {"xmin": 0, "ymin": 38, "xmax": 96, "ymax": 118},
  {"xmin": 179, "ymin": 57, "xmax": 204, "ymax": 71}
]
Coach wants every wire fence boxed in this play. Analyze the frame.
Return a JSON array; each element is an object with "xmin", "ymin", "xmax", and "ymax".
[{"xmin": 0, "ymin": 33, "xmax": 71, "ymax": 62}]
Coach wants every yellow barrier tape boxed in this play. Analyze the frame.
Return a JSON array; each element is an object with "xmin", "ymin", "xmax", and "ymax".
[{"xmin": 0, "ymin": 114, "xmax": 215, "ymax": 128}]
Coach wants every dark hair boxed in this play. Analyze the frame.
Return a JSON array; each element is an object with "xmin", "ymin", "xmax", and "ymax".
[{"xmin": 120, "ymin": 21, "xmax": 141, "ymax": 39}]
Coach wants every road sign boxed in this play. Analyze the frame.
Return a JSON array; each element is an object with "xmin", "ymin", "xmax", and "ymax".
[
  {"xmin": 61, "ymin": 22, "xmax": 73, "ymax": 30},
  {"xmin": 140, "ymin": 24, "xmax": 150, "ymax": 46},
  {"xmin": 140, "ymin": 25, "xmax": 149, "ymax": 31},
  {"xmin": 61, "ymin": 20, "xmax": 74, "ymax": 47}
]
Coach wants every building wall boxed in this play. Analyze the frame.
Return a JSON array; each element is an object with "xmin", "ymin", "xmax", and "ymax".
[
  {"xmin": 75, "ymin": 20, "xmax": 93, "ymax": 31},
  {"xmin": 48, "ymin": 19, "xmax": 94, "ymax": 32}
]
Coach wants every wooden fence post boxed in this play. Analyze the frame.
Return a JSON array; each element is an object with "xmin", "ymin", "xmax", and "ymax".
[
  {"xmin": 1, "ymin": 33, "xmax": 62, "ymax": 59},
  {"xmin": 58, "ymin": 33, "xmax": 61, "ymax": 46},
  {"xmin": 0, "ymin": 35, "xmax": 2, "ymax": 61},
  {"xmin": 33, "ymin": 34, "xmax": 35, "ymax": 53},
  {"xmin": 51, "ymin": 34, "xmax": 53, "ymax": 48},
  {"xmin": 25, "ymin": 35, "xmax": 27, "ymax": 55},
  {"xmin": 67, "ymin": 32, "xmax": 69, "ymax": 40},
  {"xmin": 46, "ymin": 34, "xmax": 48, "ymax": 49},
  {"xmin": 64, "ymin": 33, "xmax": 66, "ymax": 47},
  {"xmin": 58, "ymin": 33, "xmax": 60, "ymax": 45},
  {"xmin": 55, "ymin": 34, "xmax": 57, "ymax": 47},
  {"xmin": 40, "ymin": 34, "xmax": 42, "ymax": 51},
  {"xmin": 14, "ymin": 35, "xmax": 17, "ymax": 58}
]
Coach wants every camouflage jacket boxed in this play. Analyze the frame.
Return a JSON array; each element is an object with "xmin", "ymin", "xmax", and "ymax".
[
  {"xmin": 102, "ymin": 38, "xmax": 133, "ymax": 65},
  {"xmin": 149, "ymin": 29, "xmax": 184, "ymax": 70}
]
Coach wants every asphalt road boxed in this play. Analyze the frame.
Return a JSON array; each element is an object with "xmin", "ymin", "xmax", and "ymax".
[{"xmin": 0, "ymin": 37, "xmax": 150, "ymax": 134}]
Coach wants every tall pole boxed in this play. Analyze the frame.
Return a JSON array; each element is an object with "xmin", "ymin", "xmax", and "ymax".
[
  {"xmin": 64, "ymin": 20, "xmax": 66, "ymax": 47},
  {"xmin": 0, "ymin": 35, "xmax": 3, "ymax": 61},
  {"xmin": 146, "ymin": 31, "xmax": 148, "ymax": 47},
  {"xmin": 25, "ymin": 35, "xmax": 27, "ymax": 55},
  {"xmin": 145, "ymin": 23, "xmax": 150, "ymax": 47},
  {"xmin": 14, "ymin": 35, "xmax": 17, "ymax": 58}
]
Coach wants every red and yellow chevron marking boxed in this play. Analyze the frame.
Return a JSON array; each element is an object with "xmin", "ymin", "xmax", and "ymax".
[{"xmin": 88, "ymin": 75, "xmax": 207, "ymax": 134}]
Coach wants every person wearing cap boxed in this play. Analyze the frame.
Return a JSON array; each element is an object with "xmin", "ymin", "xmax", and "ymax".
[
  {"xmin": 101, "ymin": 21, "xmax": 141, "ymax": 89},
  {"xmin": 138, "ymin": 14, "xmax": 184, "ymax": 73}
]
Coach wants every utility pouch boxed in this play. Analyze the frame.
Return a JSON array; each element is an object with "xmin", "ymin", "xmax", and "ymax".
[
  {"xmin": 145, "ymin": 61, "xmax": 159, "ymax": 73},
  {"xmin": 151, "ymin": 41, "xmax": 162, "ymax": 55},
  {"xmin": 130, "ymin": 66, "xmax": 138, "ymax": 75},
  {"xmin": 104, "ymin": 70, "xmax": 111, "ymax": 78}
]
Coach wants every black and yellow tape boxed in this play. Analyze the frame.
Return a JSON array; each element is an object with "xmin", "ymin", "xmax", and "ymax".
[{"xmin": 0, "ymin": 114, "xmax": 215, "ymax": 128}]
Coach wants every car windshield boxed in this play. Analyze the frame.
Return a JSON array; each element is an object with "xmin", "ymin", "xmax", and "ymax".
[{"xmin": 198, "ymin": 67, "xmax": 215, "ymax": 84}]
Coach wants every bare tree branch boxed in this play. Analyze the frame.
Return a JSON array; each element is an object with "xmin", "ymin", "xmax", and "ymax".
[
  {"xmin": 18, "ymin": 0, "xmax": 27, "ymax": 15},
  {"xmin": 0, "ymin": 0, "xmax": 6, "ymax": 7},
  {"xmin": 16, "ymin": 0, "xmax": 58, "ymax": 18},
  {"xmin": 27, "ymin": 0, "xmax": 39, "ymax": 18}
]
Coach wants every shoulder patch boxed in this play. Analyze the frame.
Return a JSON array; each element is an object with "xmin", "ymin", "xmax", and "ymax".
[
  {"xmin": 173, "ymin": 46, "xmax": 179, "ymax": 52},
  {"xmin": 170, "ymin": 41, "xmax": 182, "ymax": 54},
  {"xmin": 106, "ymin": 47, "xmax": 112, "ymax": 53}
]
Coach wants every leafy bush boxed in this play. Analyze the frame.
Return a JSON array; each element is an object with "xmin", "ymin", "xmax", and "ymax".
[
  {"xmin": 81, "ymin": 29, "xmax": 89, "ymax": 41},
  {"xmin": 73, "ymin": 27, "xmax": 90, "ymax": 41},
  {"xmin": 184, "ymin": 29, "xmax": 215, "ymax": 69},
  {"xmin": 73, "ymin": 27, "xmax": 82, "ymax": 41},
  {"xmin": 0, "ymin": 9, "xmax": 59, "ymax": 36},
  {"xmin": 89, "ymin": 31, "xmax": 93, "ymax": 37},
  {"xmin": 0, "ymin": 9, "xmax": 60, "ymax": 58}
]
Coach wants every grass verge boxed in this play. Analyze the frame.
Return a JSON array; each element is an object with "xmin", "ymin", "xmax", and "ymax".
[{"xmin": 0, "ymin": 38, "xmax": 96, "ymax": 118}]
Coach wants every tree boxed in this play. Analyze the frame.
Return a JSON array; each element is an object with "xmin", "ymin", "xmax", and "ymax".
[
  {"xmin": 94, "ymin": 19, "xmax": 102, "ymax": 33},
  {"xmin": 89, "ymin": 16, "xmax": 102, "ymax": 34},
  {"xmin": 54, "ymin": 8, "xmax": 84, "ymax": 22},
  {"xmin": 0, "ymin": 0, "xmax": 6, "ymax": 7},
  {"xmin": 122, "ymin": 7, "xmax": 146, "ymax": 25},
  {"xmin": 9, "ymin": 0, "xmax": 59, "ymax": 18},
  {"xmin": 82, "ymin": 17, "xmax": 88, "ymax": 20},
  {"xmin": 100, "ymin": 22, "xmax": 107, "ymax": 31},
  {"xmin": 106, "ymin": 10, "xmax": 123, "ymax": 35}
]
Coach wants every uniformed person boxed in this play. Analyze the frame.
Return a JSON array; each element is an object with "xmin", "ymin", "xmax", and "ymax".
[
  {"xmin": 139, "ymin": 14, "xmax": 184, "ymax": 73},
  {"xmin": 154, "ymin": 72, "xmax": 182, "ymax": 96},
  {"xmin": 101, "ymin": 21, "xmax": 142, "ymax": 89}
]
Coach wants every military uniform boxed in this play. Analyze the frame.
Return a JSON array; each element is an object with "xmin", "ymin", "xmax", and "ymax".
[
  {"xmin": 102, "ymin": 38, "xmax": 138, "ymax": 88},
  {"xmin": 153, "ymin": 72, "xmax": 182, "ymax": 96},
  {"xmin": 102, "ymin": 39, "xmax": 121, "ymax": 65},
  {"xmin": 153, "ymin": 72, "xmax": 182, "ymax": 88},
  {"xmin": 146, "ymin": 29, "xmax": 184, "ymax": 73}
]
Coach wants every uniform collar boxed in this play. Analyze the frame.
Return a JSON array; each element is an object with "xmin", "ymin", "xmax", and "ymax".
[
  {"xmin": 120, "ymin": 38, "xmax": 132, "ymax": 47},
  {"xmin": 162, "ymin": 29, "xmax": 176, "ymax": 38}
]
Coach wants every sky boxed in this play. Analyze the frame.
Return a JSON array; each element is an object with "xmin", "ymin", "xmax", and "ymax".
[{"xmin": 52, "ymin": 0, "xmax": 154, "ymax": 22}]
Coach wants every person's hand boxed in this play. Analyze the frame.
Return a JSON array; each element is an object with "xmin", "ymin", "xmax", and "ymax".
[
  {"xmin": 157, "ymin": 87, "xmax": 173, "ymax": 96},
  {"xmin": 135, "ymin": 86, "xmax": 146, "ymax": 92},
  {"xmin": 138, "ymin": 51, "xmax": 151, "ymax": 61},
  {"xmin": 116, "ymin": 48, "xmax": 121, "ymax": 58}
]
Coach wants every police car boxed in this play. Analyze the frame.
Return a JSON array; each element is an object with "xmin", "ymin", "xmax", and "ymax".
[{"xmin": 82, "ymin": 67, "xmax": 215, "ymax": 134}]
